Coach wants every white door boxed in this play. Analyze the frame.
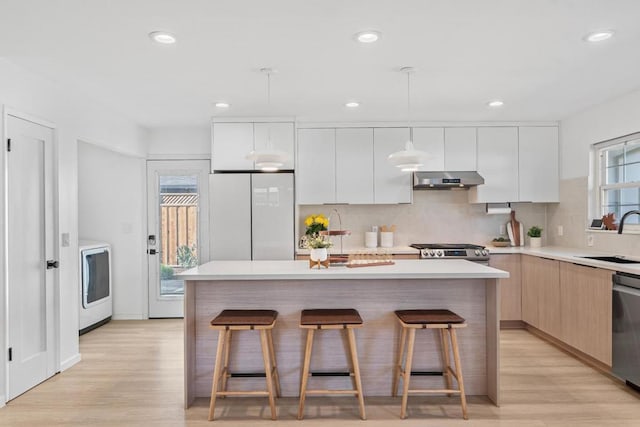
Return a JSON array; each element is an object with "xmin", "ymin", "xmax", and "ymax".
[
  {"xmin": 6, "ymin": 114, "xmax": 57, "ymax": 400},
  {"xmin": 147, "ymin": 160, "xmax": 209, "ymax": 318}
]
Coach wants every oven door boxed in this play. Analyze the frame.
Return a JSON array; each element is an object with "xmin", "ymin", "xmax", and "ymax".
[{"xmin": 82, "ymin": 247, "xmax": 111, "ymax": 308}]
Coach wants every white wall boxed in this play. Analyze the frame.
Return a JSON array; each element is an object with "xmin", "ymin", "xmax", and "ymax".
[
  {"xmin": 78, "ymin": 142, "xmax": 146, "ymax": 319},
  {"xmin": 147, "ymin": 126, "xmax": 210, "ymax": 158},
  {"xmin": 0, "ymin": 58, "xmax": 147, "ymax": 402},
  {"xmin": 548, "ymin": 87, "xmax": 640, "ymax": 255},
  {"xmin": 561, "ymin": 87, "xmax": 640, "ymax": 179}
]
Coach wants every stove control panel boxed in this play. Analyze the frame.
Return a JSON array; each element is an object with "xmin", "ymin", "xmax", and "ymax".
[{"xmin": 419, "ymin": 248, "xmax": 490, "ymax": 261}]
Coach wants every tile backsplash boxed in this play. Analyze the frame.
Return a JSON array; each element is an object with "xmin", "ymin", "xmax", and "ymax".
[{"xmin": 298, "ymin": 190, "xmax": 548, "ymax": 250}]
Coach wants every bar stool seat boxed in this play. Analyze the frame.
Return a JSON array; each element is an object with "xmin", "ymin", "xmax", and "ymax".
[
  {"xmin": 208, "ymin": 309, "xmax": 281, "ymax": 421},
  {"xmin": 393, "ymin": 309, "xmax": 468, "ymax": 420},
  {"xmin": 298, "ymin": 308, "xmax": 366, "ymax": 420}
]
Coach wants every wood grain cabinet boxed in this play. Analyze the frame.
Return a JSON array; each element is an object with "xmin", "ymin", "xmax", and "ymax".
[
  {"xmin": 559, "ymin": 262, "xmax": 613, "ymax": 366},
  {"xmin": 489, "ymin": 254, "xmax": 522, "ymax": 321},
  {"xmin": 521, "ymin": 255, "xmax": 561, "ymax": 339}
]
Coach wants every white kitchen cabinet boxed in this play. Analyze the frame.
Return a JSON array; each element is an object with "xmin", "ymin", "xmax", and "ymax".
[
  {"xmin": 469, "ymin": 127, "xmax": 519, "ymax": 203},
  {"xmin": 413, "ymin": 127, "xmax": 445, "ymax": 171},
  {"xmin": 296, "ymin": 128, "xmax": 336, "ymax": 204},
  {"xmin": 373, "ymin": 128, "xmax": 412, "ymax": 204},
  {"xmin": 209, "ymin": 173, "xmax": 252, "ymax": 260},
  {"xmin": 211, "ymin": 123, "xmax": 254, "ymax": 171},
  {"xmin": 212, "ymin": 121, "xmax": 295, "ymax": 171},
  {"xmin": 518, "ymin": 126, "xmax": 559, "ymax": 202},
  {"xmin": 444, "ymin": 127, "xmax": 477, "ymax": 170},
  {"xmin": 254, "ymin": 122, "xmax": 295, "ymax": 170},
  {"xmin": 336, "ymin": 128, "xmax": 374, "ymax": 204}
]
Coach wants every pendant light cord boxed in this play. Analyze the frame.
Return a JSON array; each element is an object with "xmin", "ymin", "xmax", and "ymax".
[
  {"xmin": 406, "ymin": 69, "xmax": 413, "ymax": 147},
  {"xmin": 265, "ymin": 69, "xmax": 272, "ymax": 149}
]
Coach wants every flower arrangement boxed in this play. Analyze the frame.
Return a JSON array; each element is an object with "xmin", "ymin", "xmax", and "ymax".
[
  {"xmin": 305, "ymin": 234, "xmax": 333, "ymax": 249},
  {"xmin": 304, "ymin": 214, "xmax": 329, "ymax": 236}
]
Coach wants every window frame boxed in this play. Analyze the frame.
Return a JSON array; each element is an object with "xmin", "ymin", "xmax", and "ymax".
[{"xmin": 593, "ymin": 132, "xmax": 640, "ymax": 225}]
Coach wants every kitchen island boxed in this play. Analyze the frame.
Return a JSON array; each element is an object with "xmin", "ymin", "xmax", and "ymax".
[{"xmin": 180, "ymin": 259, "xmax": 509, "ymax": 408}]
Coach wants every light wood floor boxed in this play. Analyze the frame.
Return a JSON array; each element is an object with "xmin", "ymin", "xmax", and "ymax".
[{"xmin": 1, "ymin": 320, "xmax": 639, "ymax": 426}]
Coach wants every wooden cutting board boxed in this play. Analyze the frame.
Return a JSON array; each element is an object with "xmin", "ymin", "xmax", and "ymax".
[{"xmin": 507, "ymin": 210, "xmax": 524, "ymax": 247}]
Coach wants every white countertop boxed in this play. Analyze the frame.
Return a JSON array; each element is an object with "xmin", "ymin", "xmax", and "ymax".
[
  {"xmin": 487, "ymin": 245, "xmax": 640, "ymax": 275},
  {"xmin": 179, "ymin": 259, "xmax": 509, "ymax": 281},
  {"xmin": 296, "ymin": 245, "xmax": 419, "ymax": 255}
]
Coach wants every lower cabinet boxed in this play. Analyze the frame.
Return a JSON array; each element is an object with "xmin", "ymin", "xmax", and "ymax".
[
  {"xmin": 489, "ymin": 254, "xmax": 522, "ymax": 321},
  {"xmin": 521, "ymin": 255, "xmax": 613, "ymax": 366},
  {"xmin": 559, "ymin": 262, "xmax": 613, "ymax": 366},
  {"xmin": 521, "ymin": 255, "xmax": 561, "ymax": 338}
]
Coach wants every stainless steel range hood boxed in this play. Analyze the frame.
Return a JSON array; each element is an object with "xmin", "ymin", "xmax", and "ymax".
[{"xmin": 413, "ymin": 171, "xmax": 484, "ymax": 190}]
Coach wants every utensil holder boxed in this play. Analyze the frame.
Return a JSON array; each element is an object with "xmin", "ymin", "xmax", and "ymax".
[
  {"xmin": 380, "ymin": 232, "xmax": 393, "ymax": 248},
  {"xmin": 365, "ymin": 232, "xmax": 377, "ymax": 248}
]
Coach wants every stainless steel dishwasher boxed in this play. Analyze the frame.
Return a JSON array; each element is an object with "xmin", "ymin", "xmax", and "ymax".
[{"xmin": 612, "ymin": 271, "xmax": 640, "ymax": 390}]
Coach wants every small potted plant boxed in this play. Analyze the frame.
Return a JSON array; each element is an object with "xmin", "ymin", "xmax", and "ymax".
[
  {"xmin": 527, "ymin": 226, "xmax": 543, "ymax": 248},
  {"xmin": 304, "ymin": 214, "xmax": 329, "ymax": 235},
  {"xmin": 305, "ymin": 234, "xmax": 333, "ymax": 262}
]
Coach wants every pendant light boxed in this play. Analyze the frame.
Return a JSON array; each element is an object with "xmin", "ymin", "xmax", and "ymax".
[
  {"xmin": 246, "ymin": 68, "xmax": 288, "ymax": 172},
  {"xmin": 388, "ymin": 66, "xmax": 428, "ymax": 172}
]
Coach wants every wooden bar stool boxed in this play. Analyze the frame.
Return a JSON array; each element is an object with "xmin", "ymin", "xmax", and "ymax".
[
  {"xmin": 207, "ymin": 309, "xmax": 281, "ymax": 421},
  {"xmin": 298, "ymin": 308, "xmax": 366, "ymax": 420},
  {"xmin": 392, "ymin": 309, "xmax": 468, "ymax": 420}
]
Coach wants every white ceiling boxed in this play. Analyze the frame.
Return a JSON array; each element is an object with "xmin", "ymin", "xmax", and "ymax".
[{"xmin": 1, "ymin": 0, "xmax": 640, "ymax": 128}]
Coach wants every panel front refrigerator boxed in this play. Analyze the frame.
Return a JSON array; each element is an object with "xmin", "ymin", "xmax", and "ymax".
[{"xmin": 210, "ymin": 173, "xmax": 294, "ymax": 260}]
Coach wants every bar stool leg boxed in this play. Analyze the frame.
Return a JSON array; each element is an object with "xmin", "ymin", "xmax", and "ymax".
[
  {"xmin": 346, "ymin": 328, "xmax": 366, "ymax": 420},
  {"xmin": 259, "ymin": 329, "xmax": 277, "ymax": 420},
  {"xmin": 220, "ymin": 330, "xmax": 233, "ymax": 397},
  {"xmin": 392, "ymin": 326, "xmax": 407, "ymax": 397},
  {"xmin": 440, "ymin": 328, "xmax": 453, "ymax": 397},
  {"xmin": 449, "ymin": 328, "xmax": 468, "ymax": 420},
  {"xmin": 297, "ymin": 329, "xmax": 315, "ymax": 420},
  {"xmin": 208, "ymin": 329, "xmax": 227, "ymax": 421},
  {"xmin": 266, "ymin": 329, "xmax": 281, "ymax": 397},
  {"xmin": 400, "ymin": 328, "xmax": 416, "ymax": 420}
]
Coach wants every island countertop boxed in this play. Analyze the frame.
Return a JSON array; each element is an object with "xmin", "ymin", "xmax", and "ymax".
[{"xmin": 179, "ymin": 259, "xmax": 510, "ymax": 281}]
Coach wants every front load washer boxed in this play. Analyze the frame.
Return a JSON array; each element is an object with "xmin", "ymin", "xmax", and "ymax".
[{"xmin": 79, "ymin": 240, "xmax": 112, "ymax": 335}]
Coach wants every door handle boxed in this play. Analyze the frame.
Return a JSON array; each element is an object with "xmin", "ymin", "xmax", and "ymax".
[
  {"xmin": 46, "ymin": 260, "xmax": 59, "ymax": 269},
  {"xmin": 147, "ymin": 249, "xmax": 157, "ymax": 255}
]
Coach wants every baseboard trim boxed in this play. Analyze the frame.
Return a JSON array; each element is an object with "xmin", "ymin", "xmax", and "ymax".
[
  {"xmin": 500, "ymin": 320, "xmax": 526, "ymax": 329},
  {"xmin": 112, "ymin": 314, "xmax": 146, "ymax": 320},
  {"xmin": 524, "ymin": 324, "xmax": 612, "ymax": 375},
  {"xmin": 60, "ymin": 353, "xmax": 82, "ymax": 372}
]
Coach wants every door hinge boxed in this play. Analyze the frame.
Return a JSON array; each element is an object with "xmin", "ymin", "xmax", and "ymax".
[
  {"xmin": 7, "ymin": 138, "xmax": 11, "ymax": 152},
  {"xmin": 8, "ymin": 347, "xmax": 12, "ymax": 362}
]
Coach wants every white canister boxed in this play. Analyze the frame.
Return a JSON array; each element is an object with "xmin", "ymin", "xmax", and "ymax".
[
  {"xmin": 365, "ymin": 232, "xmax": 378, "ymax": 248},
  {"xmin": 380, "ymin": 232, "xmax": 394, "ymax": 248}
]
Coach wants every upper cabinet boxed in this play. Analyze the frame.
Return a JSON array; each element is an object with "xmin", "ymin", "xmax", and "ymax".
[
  {"xmin": 413, "ymin": 127, "xmax": 445, "ymax": 171},
  {"xmin": 518, "ymin": 126, "xmax": 559, "ymax": 202},
  {"xmin": 336, "ymin": 128, "xmax": 374, "ymax": 204},
  {"xmin": 296, "ymin": 127, "xmax": 410, "ymax": 205},
  {"xmin": 373, "ymin": 128, "xmax": 412, "ymax": 204},
  {"xmin": 212, "ymin": 121, "xmax": 295, "ymax": 171},
  {"xmin": 444, "ymin": 127, "xmax": 477, "ymax": 171},
  {"xmin": 296, "ymin": 128, "xmax": 336, "ymax": 205},
  {"xmin": 469, "ymin": 127, "xmax": 519, "ymax": 203}
]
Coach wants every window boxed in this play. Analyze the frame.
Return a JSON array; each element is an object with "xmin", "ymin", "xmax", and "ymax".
[{"xmin": 596, "ymin": 133, "xmax": 640, "ymax": 225}]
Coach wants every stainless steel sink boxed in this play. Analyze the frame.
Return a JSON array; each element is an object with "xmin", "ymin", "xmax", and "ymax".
[{"xmin": 579, "ymin": 256, "xmax": 640, "ymax": 264}]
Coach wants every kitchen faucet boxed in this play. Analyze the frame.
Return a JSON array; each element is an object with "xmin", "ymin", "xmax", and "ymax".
[{"xmin": 618, "ymin": 210, "xmax": 640, "ymax": 233}]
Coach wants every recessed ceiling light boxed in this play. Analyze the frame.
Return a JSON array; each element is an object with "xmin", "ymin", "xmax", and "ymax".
[
  {"xmin": 345, "ymin": 101, "xmax": 360, "ymax": 108},
  {"xmin": 584, "ymin": 30, "xmax": 614, "ymax": 43},
  {"xmin": 354, "ymin": 30, "xmax": 381, "ymax": 43},
  {"xmin": 214, "ymin": 102, "xmax": 230, "ymax": 108},
  {"xmin": 149, "ymin": 31, "xmax": 176, "ymax": 44},
  {"xmin": 487, "ymin": 100, "xmax": 504, "ymax": 108}
]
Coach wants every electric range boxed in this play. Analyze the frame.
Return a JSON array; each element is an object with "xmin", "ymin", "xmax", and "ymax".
[{"xmin": 409, "ymin": 243, "xmax": 490, "ymax": 263}]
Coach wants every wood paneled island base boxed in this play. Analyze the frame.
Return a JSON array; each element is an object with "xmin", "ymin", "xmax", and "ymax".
[{"xmin": 181, "ymin": 260, "xmax": 507, "ymax": 409}]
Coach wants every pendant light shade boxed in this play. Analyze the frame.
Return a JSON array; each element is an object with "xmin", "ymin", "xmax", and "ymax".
[
  {"xmin": 388, "ymin": 67, "xmax": 428, "ymax": 172},
  {"xmin": 246, "ymin": 68, "xmax": 288, "ymax": 171}
]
